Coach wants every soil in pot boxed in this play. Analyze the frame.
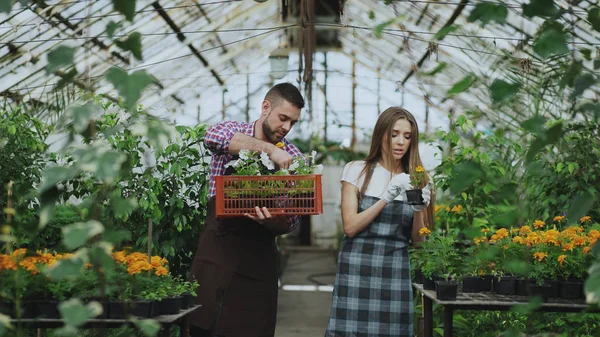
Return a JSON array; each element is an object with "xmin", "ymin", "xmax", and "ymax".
[
  {"xmin": 406, "ymin": 189, "xmax": 424, "ymax": 205},
  {"xmin": 435, "ymin": 281, "xmax": 458, "ymax": 301}
]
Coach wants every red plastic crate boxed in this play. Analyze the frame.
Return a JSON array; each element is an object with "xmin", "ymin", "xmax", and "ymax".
[{"xmin": 215, "ymin": 174, "xmax": 323, "ymax": 217}]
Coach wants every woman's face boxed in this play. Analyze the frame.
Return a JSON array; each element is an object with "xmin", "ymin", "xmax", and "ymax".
[{"xmin": 382, "ymin": 119, "xmax": 412, "ymax": 160}]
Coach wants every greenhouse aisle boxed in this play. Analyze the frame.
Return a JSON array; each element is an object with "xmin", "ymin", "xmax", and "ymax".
[{"xmin": 275, "ymin": 247, "xmax": 337, "ymax": 337}]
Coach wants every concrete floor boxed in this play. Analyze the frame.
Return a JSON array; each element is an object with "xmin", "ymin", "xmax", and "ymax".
[{"xmin": 275, "ymin": 247, "xmax": 337, "ymax": 337}]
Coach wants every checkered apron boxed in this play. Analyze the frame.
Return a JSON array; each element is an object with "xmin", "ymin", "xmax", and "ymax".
[{"xmin": 325, "ymin": 196, "xmax": 414, "ymax": 337}]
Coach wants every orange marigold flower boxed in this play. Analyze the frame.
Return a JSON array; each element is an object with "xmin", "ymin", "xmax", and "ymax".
[
  {"xmin": 519, "ymin": 226, "xmax": 532, "ymax": 236},
  {"xmin": 562, "ymin": 243, "xmax": 574, "ymax": 251},
  {"xmin": 155, "ymin": 266, "xmax": 169, "ymax": 276},
  {"xmin": 11, "ymin": 248, "xmax": 27, "ymax": 258},
  {"xmin": 533, "ymin": 252, "xmax": 548, "ymax": 262},
  {"xmin": 533, "ymin": 220, "xmax": 545, "ymax": 229},
  {"xmin": 583, "ymin": 246, "xmax": 591, "ymax": 255},
  {"xmin": 580, "ymin": 216, "xmax": 592, "ymax": 223},
  {"xmin": 419, "ymin": 228, "xmax": 431, "ymax": 236},
  {"xmin": 512, "ymin": 237, "xmax": 524, "ymax": 244},
  {"xmin": 553, "ymin": 216, "xmax": 565, "ymax": 222},
  {"xmin": 557, "ymin": 254, "xmax": 566, "ymax": 266}
]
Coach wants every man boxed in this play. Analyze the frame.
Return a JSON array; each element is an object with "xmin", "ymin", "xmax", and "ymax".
[{"xmin": 189, "ymin": 83, "xmax": 305, "ymax": 337}]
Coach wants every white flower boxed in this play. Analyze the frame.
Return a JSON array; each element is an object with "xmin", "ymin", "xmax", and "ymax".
[
  {"xmin": 239, "ymin": 149, "xmax": 251, "ymax": 161},
  {"xmin": 280, "ymin": 169, "xmax": 289, "ymax": 175},
  {"xmin": 260, "ymin": 151, "xmax": 275, "ymax": 170},
  {"xmin": 313, "ymin": 164, "xmax": 323, "ymax": 174},
  {"xmin": 310, "ymin": 150, "xmax": 317, "ymax": 165},
  {"xmin": 289, "ymin": 160, "xmax": 300, "ymax": 172},
  {"xmin": 224, "ymin": 159, "xmax": 241, "ymax": 168}
]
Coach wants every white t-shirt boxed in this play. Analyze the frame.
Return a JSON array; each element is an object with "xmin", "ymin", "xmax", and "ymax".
[{"xmin": 340, "ymin": 160, "xmax": 405, "ymax": 201}]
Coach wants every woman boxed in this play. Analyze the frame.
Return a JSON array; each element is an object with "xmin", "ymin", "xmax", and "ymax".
[{"xmin": 325, "ymin": 107, "xmax": 435, "ymax": 337}]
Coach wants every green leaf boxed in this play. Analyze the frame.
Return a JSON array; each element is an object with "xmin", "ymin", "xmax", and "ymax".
[
  {"xmin": 112, "ymin": 196, "xmax": 138, "ymax": 217},
  {"xmin": 576, "ymin": 102, "xmax": 600, "ymax": 121},
  {"xmin": 73, "ymin": 147, "xmax": 127, "ymax": 181},
  {"xmin": 435, "ymin": 25, "xmax": 460, "ymax": 40},
  {"xmin": 521, "ymin": 115, "xmax": 546, "ymax": 136},
  {"xmin": 71, "ymin": 104, "xmax": 99, "ymax": 133},
  {"xmin": 62, "ymin": 220, "xmax": 104, "ymax": 250},
  {"xmin": 533, "ymin": 21, "xmax": 569, "ymax": 59},
  {"xmin": 589, "ymin": 7, "xmax": 600, "ymax": 32},
  {"xmin": 39, "ymin": 166, "xmax": 79, "ymax": 193},
  {"xmin": 115, "ymin": 32, "xmax": 143, "ymax": 61},
  {"xmin": 490, "ymin": 79, "xmax": 521, "ymax": 104},
  {"xmin": 580, "ymin": 48, "xmax": 592, "ymax": 61},
  {"xmin": 46, "ymin": 46, "xmax": 76, "ymax": 73},
  {"xmin": 59, "ymin": 299, "xmax": 102, "ymax": 327},
  {"xmin": 106, "ymin": 21, "xmax": 121, "ymax": 39},
  {"xmin": 105, "ymin": 68, "xmax": 156, "ymax": 111},
  {"xmin": 0, "ymin": 0, "xmax": 27, "ymax": 13},
  {"xmin": 447, "ymin": 75, "xmax": 475, "ymax": 96},
  {"xmin": 566, "ymin": 191, "xmax": 595, "ymax": 224},
  {"xmin": 101, "ymin": 229, "xmax": 131, "ymax": 245},
  {"xmin": 522, "ymin": 0, "xmax": 559, "ymax": 18},
  {"xmin": 572, "ymin": 73, "xmax": 597, "ymax": 99},
  {"xmin": 525, "ymin": 124, "xmax": 563, "ymax": 163},
  {"xmin": 54, "ymin": 68, "xmax": 78, "ymax": 91},
  {"xmin": 112, "ymin": 0, "xmax": 136, "ymax": 21},
  {"xmin": 423, "ymin": 62, "xmax": 447, "ymax": 76},
  {"xmin": 449, "ymin": 161, "xmax": 484, "ymax": 193},
  {"xmin": 131, "ymin": 318, "xmax": 161, "ymax": 337},
  {"xmin": 584, "ymin": 265, "xmax": 600, "ymax": 304},
  {"xmin": 556, "ymin": 162, "xmax": 564, "ymax": 173},
  {"xmin": 47, "ymin": 258, "xmax": 85, "ymax": 280},
  {"xmin": 374, "ymin": 20, "xmax": 394, "ymax": 38},
  {"xmin": 560, "ymin": 61, "xmax": 583, "ymax": 89},
  {"xmin": 467, "ymin": 2, "xmax": 508, "ymax": 26}
]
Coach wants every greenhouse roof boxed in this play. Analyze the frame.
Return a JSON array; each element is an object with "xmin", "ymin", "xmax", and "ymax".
[{"xmin": 0, "ymin": 0, "xmax": 598, "ymax": 139}]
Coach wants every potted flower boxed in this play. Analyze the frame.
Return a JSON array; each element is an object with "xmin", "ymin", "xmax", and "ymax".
[
  {"xmin": 419, "ymin": 231, "xmax": 461, "ymax": 292},
  {"xmin": 406, "ymin": 165, "xmax": 427, "ymax": 205}
]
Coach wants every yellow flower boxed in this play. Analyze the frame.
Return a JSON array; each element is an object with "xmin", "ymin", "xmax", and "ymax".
[
  {"xmin": 275, "ymin": 142, "xmax": 285, "ymax": 149},
  {"xmin": 419, "ymin": 227, "xmax": 431, "ymax": 236},
  {"xmin": 553, "ymin": 216, "xmax": 565, "ymax": 222},
  {"xmin": 451, "ymin": 205, "xmax": 463, "ymax": 213},
  {"xmin": 557, "ymin": 254, "xmax": 566, "ymax": 266},
  {"xmin": 155, "ymin": 266, "xmax": 169, "ymax": 276},
  {"xmin": 583, "ymin": 246, "xmax": 591, "ymax": 255},
  {"xmin": 480, "ymin": 228, "xmax": 490, "ymax": 233},
  {"xmin": 533, "ymin": 220, "xmax": 545, "ymax": 229},
  {"xmin": 415, "ymin": 166, "xmax": 425, "ymax": 173},
  {"xmin": 512, "ymin": 236, "xmax": 524, "ymax": 244},
  {"xmin": 519, "ymin": 226, "xmax": 532, "ymax": 236},
  {"xmin": 580, "ymin": 216, "xmax": 592, "ymax": 223}
]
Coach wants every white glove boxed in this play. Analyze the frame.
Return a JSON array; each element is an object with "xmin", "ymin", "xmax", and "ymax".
[
  {"xmin": 411, "ymin": 180, "xmax": 434, "ymax": 211},
  {"xmin": 381, "ymin": 173, "xmax": 412, "ymax": 204}
]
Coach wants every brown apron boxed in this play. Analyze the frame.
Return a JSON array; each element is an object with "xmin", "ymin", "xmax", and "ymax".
[{"xmin": 189, "ymin": 198, "xmax": 278, "ymax": 337}]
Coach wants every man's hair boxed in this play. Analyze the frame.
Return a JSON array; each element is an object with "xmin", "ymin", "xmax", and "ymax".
[{"xmin": 264, "ymin": 83, "xmax": 305, "ymax": 109}]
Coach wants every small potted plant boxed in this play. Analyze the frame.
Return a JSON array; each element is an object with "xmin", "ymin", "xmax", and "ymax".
[
  {"xmin": 435, "ymin": 273, "xmax": 459, "ymax": 301},
  {"xmin": 406, "ymin": 166, "xmax": 427, "ymax": 205}
]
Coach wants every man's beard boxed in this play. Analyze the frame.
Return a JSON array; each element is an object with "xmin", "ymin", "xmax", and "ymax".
[{"xmin": 262, "ymin": 119, "xmax": 281, "ymax": 143}]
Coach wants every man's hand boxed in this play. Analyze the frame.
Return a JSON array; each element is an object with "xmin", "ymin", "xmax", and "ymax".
[
  {"xmin": 269, "ymin": 148, "xmax": 294, "ymax": 169},
  {"xmin": 245, "ymin": 206, "xmax": 289, "ymax": 234}
]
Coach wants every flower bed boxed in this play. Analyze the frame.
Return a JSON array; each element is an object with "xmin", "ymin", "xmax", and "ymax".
[{"xmin": 0, "ymin": 249, "xmax": 198, "ymax": 319}]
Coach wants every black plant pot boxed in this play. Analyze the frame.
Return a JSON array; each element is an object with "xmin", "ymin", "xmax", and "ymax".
[
  {"xmin": 435, "ymin": 281, "xmax": 458, "ymax": 301},
  {"xmin": 545, "ymin": 280, "xmax": 561, "ymax": 298},
  {"xmin": 462, "ymin": 276, "xmax": 480, "ymax": 293},
  {"xmin": 530, "ymin": 284, "xmax": 552, "ymax": 302},
  {"xmin": 493, "ymin": 276, "xmax": 517, "ymax": 295},
  {"xmin": 560, "ymin": 280, "xmax": 584, "ymax": 300},
  {"xmin": 479, "ymin": 275, "xmax": 493, "ymax": 292},
  {"xmin": 159, "ymin": 297, "xmax": 181, "ymax": 315},
  {"xmin": 406, "ymin": 189, "xmax": 424, "ymax": 205},
  {"xmin": 108, "ymin": 301, "xmax": 126, "ymax": 319},
  {"xmin": 413, "ymin": 269, "xmax": 423, "ymax": 284},
  {"xmin": 180, "ymin": 294, "xmax": 194, "ymax": 310},
  {"xmin": 83, "ymin": 298, "xmax": 109, "ymax": 319},
  {"xmin": 423, "ymin": 275, "xmax": 436, "ymax": 290},
  {"xmin": 515, "ymin": 278, "xmax": 531, "ymax": 297},
  {"xmin": 8, "ymin": 301, "xmax": 36, "ymax": 319},
  {"xmin": 131, "ymin": 300, "xmax": 154, "ymax": 318},
  {"xmin": 34, "ymin": 300, "xmax": 60, "ymax": 319}
]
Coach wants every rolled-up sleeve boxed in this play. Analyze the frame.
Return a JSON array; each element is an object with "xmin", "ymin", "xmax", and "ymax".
[{"xmin": 204, "ymin": 121, "xmax": 241, "ymax": 154}]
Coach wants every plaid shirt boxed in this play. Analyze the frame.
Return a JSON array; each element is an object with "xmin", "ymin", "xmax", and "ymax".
[{"xmin": 204, "ymin": 120, "xmax": 304, "ymax": 232}]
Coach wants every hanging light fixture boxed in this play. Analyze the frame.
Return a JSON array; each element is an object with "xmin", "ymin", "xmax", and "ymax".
[
  {"xmin": 269, "ymin": 46, "xmax": 289, "ymax": 79},
  {"xmin": 254, "ymin": 0, "xmax": 269, "ymax": 2}
]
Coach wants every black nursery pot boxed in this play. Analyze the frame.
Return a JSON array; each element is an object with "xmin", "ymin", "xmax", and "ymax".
[
  {"xmin": 413, "ymin": 269, "xmax": 424, "ymax": 284},
  {"xmin": 180, "ymin": 294, "xmax": 194, "ymax": 310},
  {"xmin": 159, "ymin": 297, "xmax": 182, "ymax": 315},
  {"xmin": 435, "ymin": 281, "xmax": 458, "ymax": 301},
  {"xmin": 34, "ymin": 300, "xmax": 60, "ymax": 319},
  {"xmin": 462, "ymin": 276, "xmax": 480, "ymax": 293},
  {"xmin": 515, "ymin": 278, "xmax": 531, "ymax": 297},
  {"xmin": 479, "ymin": 275, "xmax": 493, "ymax": 292},
  {"xmin": 405, "ymin": 189, "xmax": 424, "ymax": 205},
  {"xmin": 493, "ymin": 276, "xmax": 517, "ymax": 295},
  {"xmin": 423, "ymin": 275, "xmax": 436, "ymax": 290},
  {"xmin": 530, "ymin": 283, "xmax": 552, "ymax": 302},
  {"xmin": 560, "ymin": 280, "xmax": 584, "ymax": 300}
]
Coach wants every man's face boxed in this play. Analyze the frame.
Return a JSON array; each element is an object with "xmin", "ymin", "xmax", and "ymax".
[{"xmin": 261, "ymin": 99, "xmax": 301, "ymax": 143}]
